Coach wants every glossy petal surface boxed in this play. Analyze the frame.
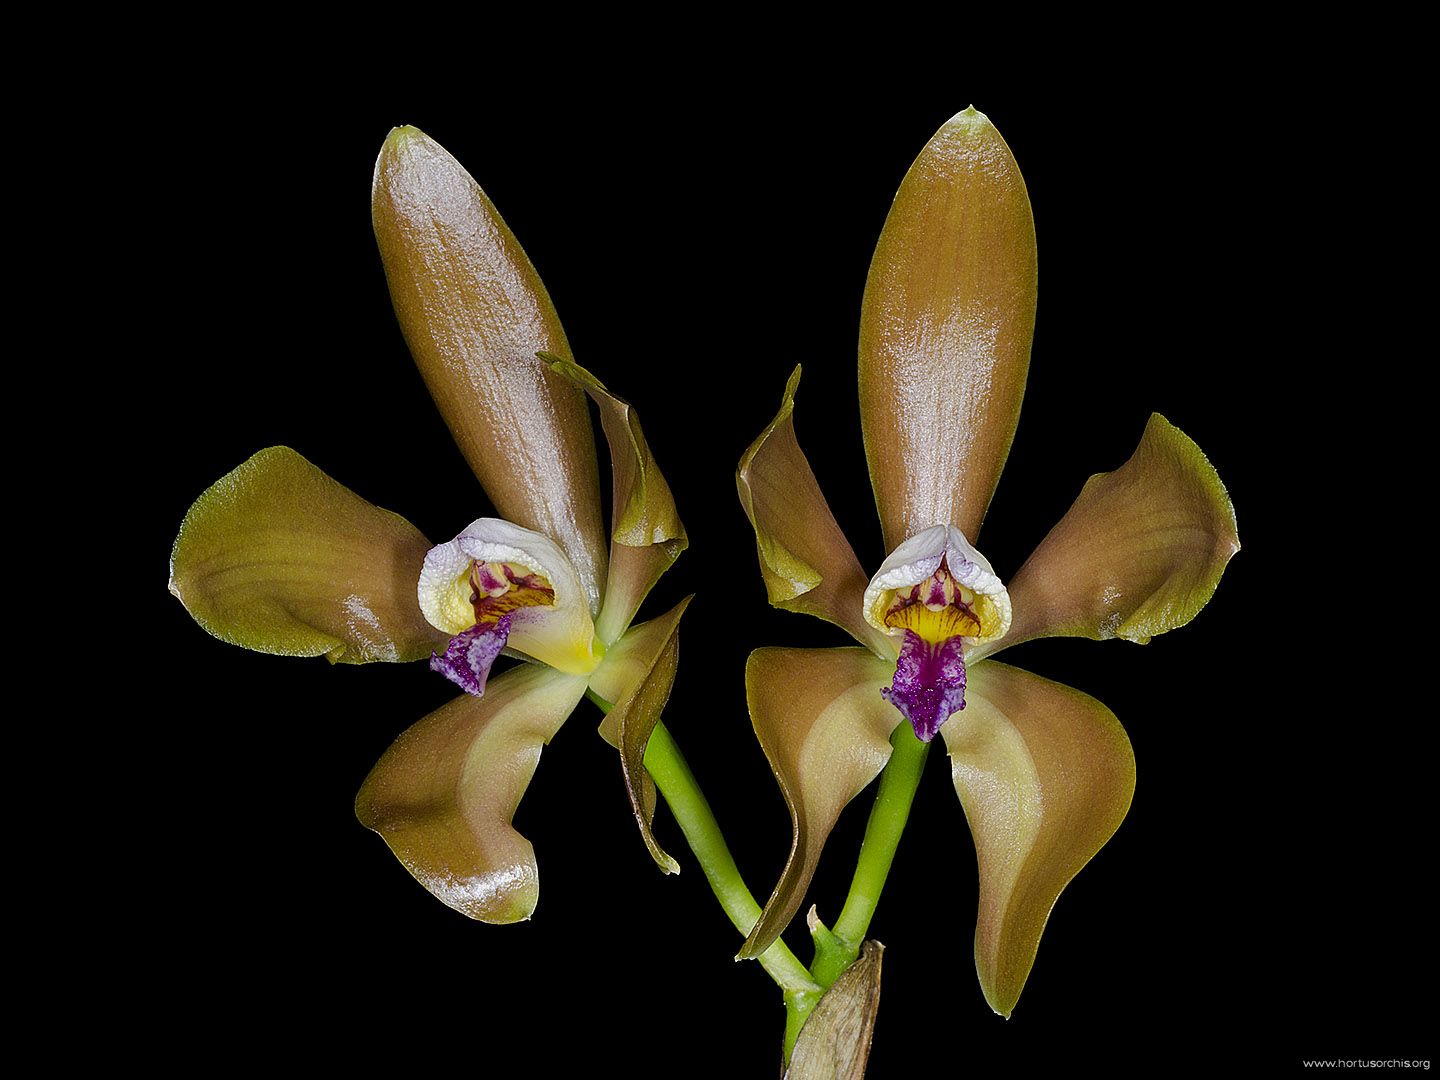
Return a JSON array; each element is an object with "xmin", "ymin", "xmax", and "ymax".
[
  {"xmin": 784, "ymin": 941, "xmax": 884, "ymax": 1080},
  {"xmin": 548, "ymin": 356, "xmax": 688, "ymax": 646},
  {"xmin": 168, "ymin": 446, "xmax": 442, "ymax": 664},
  {"xmin": 941, "ymin": 661, "xmax": 1135, "ymax": 1017},
  {"xmin": 738, "ymin": 366, "xmax": 891, "ymax": 655},
  {"xmin": 739, "ymin": 648, "xmax": 901, "ymax": 959},
  {"xmin": 589, "ymin": 597, "xmax": 692, "ymax": 874},
  {"xmin": 990, "ymin": 414, "xmax": 1239, "ymax": 655},
  {"xmin": 355, "ymin": 663, "xmax": 589, "ymax": 923},
  {"xmin": 858, "ymin": 107, "xmax": 1038, "ymax": 548},
  {"xmin": 372, "ymin": 126, "xmax": 607, "ymax": 612}
]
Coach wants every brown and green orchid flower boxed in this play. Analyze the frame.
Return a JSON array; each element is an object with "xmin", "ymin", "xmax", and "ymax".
[
  {"xmin": 168, "ymin": 125, "xmax": 688, "ymax": 923},
  {"xmin": 736, "ymin": 107, "xmax": 1239, "ymax": 1017}
]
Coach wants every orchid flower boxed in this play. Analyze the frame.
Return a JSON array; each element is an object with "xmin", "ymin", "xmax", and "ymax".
[
  {"xmin": 168, "ymin": 126, "xmax": 688, "ymax": 922},
  {"xmin": 736, "ymin": 107, "xmax": 1239, "ymax": 1017}
]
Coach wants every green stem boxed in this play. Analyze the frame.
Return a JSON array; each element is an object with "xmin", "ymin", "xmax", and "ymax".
[
  {"xmin": 811, "ymin": 722, "xmax": 931, "ymax": 986},
  {"xmin": 586, "ymin": 689, "xmax": 817, "ymax": 995}
]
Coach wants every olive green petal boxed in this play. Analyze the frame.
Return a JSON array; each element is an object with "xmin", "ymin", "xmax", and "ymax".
[
  {"xmin": 355, "ymin": 664, "xmax": 590, "ymax": 923},
  {"xmin": 588, "ymin": 597, "xmax": 692, "ymax": 874},
  {"xmin": 168, "ymin": 446, "xmax": 443, "ymax": 664},
  {"xmin": 987, "ymin": 414, "xmax": 1240, "ymax": 656},
  {"xmin": 858, "ymin": 106, "xmax": 1038, "ymax": 549},
  {"xmin": 372, "ymin": 126, "xmax": 608, "ymax": 613},
  {"xmin": 739, "ymin": 648, "xmax": 901, "ymax": 960},
  {"xmin": 546, "ymin": 356, "xmax": 688, "ymax": 645},
  {"xmin": 941, "ymin": 661, "xmax": 1135, "ymax": 1018},
  {"xmin": 737, "ymin": 366, "xmax": 893, "ymax": 656},
  {"xmin": 784, "ymin": 941, "xmax": 884, "ymax": 1080}
]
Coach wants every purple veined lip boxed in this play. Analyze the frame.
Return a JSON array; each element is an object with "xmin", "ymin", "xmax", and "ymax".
[
  {"xmin": 430, "ymin": 613, "xmax": 514, "ymax": 697},
  {"xmin": 880, "ymin": 629, "xmax": 967, "ymax": 742}
]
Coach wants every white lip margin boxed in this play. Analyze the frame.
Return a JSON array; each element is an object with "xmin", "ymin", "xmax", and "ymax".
[
  {"xmin": 418, "ymin": 517, "xmax": 598, "ymax": 674},
  {"xmin": 862, "ymin": 524, "xmax": 1012, "ymax": 645}
]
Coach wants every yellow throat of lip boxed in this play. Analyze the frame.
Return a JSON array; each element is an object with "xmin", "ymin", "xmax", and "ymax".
[
  {"xmin": 882, "ymin": 572, "xmax": 1002, "ymax": 646},
  {"xmin": 465, "ymin": 559, "xmax": 556, "ymax": 625}
]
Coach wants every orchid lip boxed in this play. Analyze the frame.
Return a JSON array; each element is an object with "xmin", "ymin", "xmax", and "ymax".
[
  {"xmin": 418, "ymin": 517, "xmax": 601, "ymax": 676},
  {"xmin": 430, "ymin": 614, "xmax": 513, "ymax": 696},
  {"xmin": 864, "ymin": 524, "xmax": 1011, "ymax": 739}
]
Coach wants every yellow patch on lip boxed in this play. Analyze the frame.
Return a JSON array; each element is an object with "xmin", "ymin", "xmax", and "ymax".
[
  {"xmin": 882, "ymin": 558, "xmax": 1003, "ymax": 645},
  {"xmin": 464, "ymin": 560, "xmax": 555, "ymax": 626}
]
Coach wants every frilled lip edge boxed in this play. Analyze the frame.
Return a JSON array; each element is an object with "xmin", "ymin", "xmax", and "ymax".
[
  {"xmin": 880, "ymin": 630, "xmax": 967, "ymax": 741},
  {"xmin": 430, "ymin": 614, "xmax": 514, "ymax": 696}
]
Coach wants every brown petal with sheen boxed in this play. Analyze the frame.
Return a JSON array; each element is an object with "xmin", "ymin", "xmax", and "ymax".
[
  {"xmin": 941, "ymin": 661, "xmax": 1135, "ymax": 1017},
  {"xmin": 168, "ymin": 446, "xmax": 444, "ymax": 664},
  {"xmin": 739, "ymin": 648, "xmax": 902, "ymax": 959},
  {"xmin": 355, "ymin": 664, "xmax": 590, "ymax": 923},
  {"xmin": 546, "ymin": 356, "xmax": 688, "ymax": 645},
  {"xmin": 988, "ymin": 413, "xmax": 1240, "ymax": 655},
  {"xmin": 858, "ymin": 106, "xmax": 1038, "ymax": 548},
  {"xmin": 737, "ymin": 366, "xmax": 893, "ymax": 656},
  {"xmin": 587, "ymin": 597, "xmax": 691, "ymax": 874},
  {"xmin": 784, "ymin": 941, "xmax": 884, "ymax": 1080},
  {"xmin": 373, "ymin": 126, "xmax": 608, "ymax": 612}
]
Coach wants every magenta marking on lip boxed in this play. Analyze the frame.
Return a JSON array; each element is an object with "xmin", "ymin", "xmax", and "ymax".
[
  {"xmin": 429, "ymin": 613, "xmax": 514, "ymax": 696},
  {"xmin": 880, "ymin": 629, "xmax": 967, "ymax": 742}
]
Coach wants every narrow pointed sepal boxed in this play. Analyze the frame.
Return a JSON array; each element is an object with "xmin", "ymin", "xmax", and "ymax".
[
  {"xmin": 587, "ymin": 597, "xmax": 692, "ymax": 874},
  {"xmin": 739, "ymin": 648, "xmax": 902, "ymax": 959},
  {"xmin": 992, "ymin": 414, "xmax": 1240, "ymax": 655},
  {"xmin": 941, "ymin": 661, "xmax": 1135, "ymax": 1017},
  {"xmin": 546, "ymin": 356, "xmax": 688, "ymax": 645},
  {"xmin": 737, "ymin": 366, "xmax": 892, "ymax": 655},
  {"xmin": 372, "ymin": 126, "xmax": 608, "ymax": 611},
  {"xmin": 355, "ymin": 664, "xmax": 589, "ymax": 923},
  {"xmin": 784, "ymin": 941, "xmax": 884, "ymax": 1080},
  {"xmin": 168, "ymin": 446, "xmax": 444, "ymax": 664},
  {"xmin": 858, "ymin": 106, "xmax": 1038, "ymax": 548}
]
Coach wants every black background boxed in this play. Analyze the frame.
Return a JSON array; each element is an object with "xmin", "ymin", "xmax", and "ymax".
[{"xmin": 135, "ymin": 70, "xmax": 1425, "ymax": 1073}]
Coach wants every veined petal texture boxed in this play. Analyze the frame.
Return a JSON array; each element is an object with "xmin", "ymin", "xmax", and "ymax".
[
  {"xmin": 355, "ymin": 663, "xmax": 589, "ymax": 923},
  {"xmin": 372, "ymin": 126, "xmax": 608, "ymax": 612},
  {"xmin": 859, "ymin": 107, "xmax": 1037, "ymax": 548},
  {"xmin": 941, "ymin": 661, "xmax": 1135, "ymax": 1017},
  {"xmin": 168, "ymin": 446, "xmax": 442, "ymax": 664}
]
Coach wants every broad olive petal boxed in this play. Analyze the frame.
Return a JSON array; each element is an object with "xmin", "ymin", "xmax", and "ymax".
[
  {"xmin": 941, "ymin": 661, "xmax": 1135, "ymax": 1017},
  {"xmin": 168, "ymin": 446, "xmax": 443, "ymax": 664},
  {"xmin": 739, "ymin": 648, "xmax": 901, "ymax": 959},
  {"xmin": 784, "ymin": 941, "xmax": 884, "ymax": 1080},
  {"xmin": 372, "ymin": 126, "xmax": 608, "ymax": 613},
  {"xmin": 858, "ymin": 107, "xmax": 1038, "ymax": 548},
  {"xmin": 737, "ymin": 366, "xmax": 892, "ymax": 656},
  {"xmin": 984, "ymin": 414, "xmax": 1239, "ymax": 657},
  {"xmin": 547, "ymin": 356, "xmax": 687, "ymax": 645},
  {"xmin": 355, "ymin": 663, "xmax": 589, "ymax": 923},
  {"xmin": 589, "ymin": 597, "xmax": 692, "ymax": 874}
]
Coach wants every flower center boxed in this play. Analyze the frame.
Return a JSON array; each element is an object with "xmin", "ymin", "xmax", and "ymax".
[
  {"xmin": 880, "ymin": 554, "xmax": 1003, "ymax": 645},
  {"xmin": 468, "ymin": 560, "xmax": 555, "ymax": 624}
]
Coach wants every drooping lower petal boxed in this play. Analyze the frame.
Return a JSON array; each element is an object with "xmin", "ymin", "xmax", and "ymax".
[
  {"xmin": 355, "ymin": 663, "xmax": 589, "ymax": 923},
  {"xmin": 982, "ymin": 413, "xmax": 1239, "ymax": 659},
  {"xmin": 587, "ymin": 597, "xmax": 693, "ymax": 874},
  {"xmin": 941, "ymin": 660, "xmax": 1135, "ymax": 1018},
  {"xmin": 738, "ymin": 648, "xmax": 902, "ymax": 960},
  {"xmin": 881, "ymin": 630, "xmax": 966, "ymax": 742},
  {"xmin": 429, "ymin": 614, "xmax": 512, "ymax": 696},
  {"xmin": 168, "ymin": 446, "xmax": 445, "ymax": 664}
]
